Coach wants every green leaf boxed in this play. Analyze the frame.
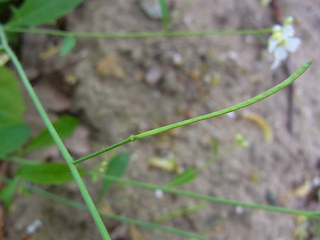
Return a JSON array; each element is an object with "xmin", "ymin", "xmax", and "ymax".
[
  {"xmin": 0, "ymin": 66, "xmax": 25, "ymax": 131},
  {"xmin": 16, "ymin": 162, "xmax": 86, "ymax": 185},
  {"xmin": 0, "ymin": 0, "xmax": 12, "ymax": 4},
  {"xmin": 23, "ymin": 115, "xmax": 79, "ymax": 153},
  {"xmin": 6, "ymin": 0, "xmax": 83, "ymax": 27},
  {"xmin": 0, "ymin": 177, "xmax": 19, "ymax": 211},
  {"xmin": 60, "ymin": 36, "xmax": 76, "ymax": 56},
  {"xmin": 167, "ymin": 168, "xmax": 197, "ymax": 187},
  {"xmin": 0, "ymin": 124, "xmax": 31, "ymax": 157},
  {"xmin": 159, "ymin": 0, "xmax": 170, "ymax": 30},
  {"xmin": 99, "ymin": 153, "xmax": 130, "ymax": 200}
]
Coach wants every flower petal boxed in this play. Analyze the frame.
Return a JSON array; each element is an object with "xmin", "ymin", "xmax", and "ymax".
[
  {"xmin": 274, "ymin": 46, "xmax": 288, "ymax": 61},
  {"xmin": 268, "ymin": 37, "xmax": 278, "ymax": 53},
  {"xmin": 272, "ymin": 25, "xmax": 282, "ymax": 32},
  {"xmin": 285, "ymin": 37, "xmax": 301, "ymax": 52},
  {"xmin": 282, "ymin": 25, "xmax": 295, "ymax": 38}
]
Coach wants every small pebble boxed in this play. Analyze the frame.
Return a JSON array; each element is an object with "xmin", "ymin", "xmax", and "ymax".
[
  {"xmin": 139, "ymin": 0, "xmax": 162, "ymax": 20},
  {"xmin": 171, "ymin": 52, "xmax": 183, "ymax": 67},
  {"xmin": 313, "ymin": 177, "xmax": 320, "ymax": 187},
  {"xmin": 235, "ymin": 206, "xmax": 244, "ymax": 215},
  {"xmin": 226, "ymin": 112, "xmax": 236, "ymax": 118},
  {"xmin": 155, "ymin": 189, "xmax": 164, "ymax": 199},
  {"xmin": 26, "ymin": 219, "xmax": 43, "ymax": 234},
  {"xmin": 146, "ymin": 65, "xmax": 163, "ymax": 86}
]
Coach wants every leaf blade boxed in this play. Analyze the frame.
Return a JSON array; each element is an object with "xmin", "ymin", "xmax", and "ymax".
[
  {"xmin": 6, "ymin": 0, "xmax": 83, "ymax": 27},
  {"xmin": 0, "ymin": 66, "xmax": 26, "ymax": 131},
  {"xmin": 167, "ymin": 168, "xmax": 197, "ymax": 187},
  {"xmin": 16, "ymin": 162, "xmax": 86, "ymax": 185},
  {"xmin": 159, "ymin": 0, "xmax": 170, "ymax": 30},
  {"xmin": 0, "ymin": 177, "xmax": 19, "ymax": 211},
  {"xmin": 99, "ymin": 153, "xmax": 130, "ymax": 200},
  {"xmin": 0, "ymin": 124, "xmax": 31, "ymax": 157},
  {"xmin": 23, "ymin": 115, "xmax": 79, "ymax": 153},
  {"xmin": 60, "ymin": 36, "xmax": 76, "ymax": 56}
]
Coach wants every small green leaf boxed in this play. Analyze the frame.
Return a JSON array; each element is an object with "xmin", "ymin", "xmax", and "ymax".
[
  {"xmin": 23, "ymin": 115, "xmax": 79, "ymax": 153},
  {"xmin": 159, "ymin": 0, "xmax": 170, "ymax": 30},
  {"xmin": 0, "ymin": 177, "xmax": 19, "ymax": 211},
  {"xmin": 0, "ymin": 66, "xmax": 26, "ymax": 131},
  {"xmin": 0, "ymin": 124, "xmax": 31, "ymax": 157},
  {"xmin": 16, "ymin": 163, "xmax": 86, "ymax": 185},
  {"xmin": 99, "ymin": 153, "xmax": 130, "ymax": 200},
  {"xmin": 167, "ymin": 168, "xmax": 197, "ymax": 187},
  {"xmin": 6, "ymin": 0, "xmax": 83, "ymax": 27},
  {"xmin": 60, "ymin": 36, "xmax": 76, "ymax": 56}
]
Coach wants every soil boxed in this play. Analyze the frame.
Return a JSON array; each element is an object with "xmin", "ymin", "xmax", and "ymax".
[{"xmin": 6, "ymin": 0, "xmax": 320, "ymax": 239}]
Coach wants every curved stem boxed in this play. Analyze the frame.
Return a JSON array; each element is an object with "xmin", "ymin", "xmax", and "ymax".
[
  {"xmin": 74, "ymin": 61, "xmax": 311, "ymax": 164},
  {"xmin": 0, "ymin": 25, "xmax": 111, "ymax": 240}
]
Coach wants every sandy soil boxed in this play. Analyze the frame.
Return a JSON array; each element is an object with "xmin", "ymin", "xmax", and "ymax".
[{"xmin": 7, "ymin": 0, "xmax": 320, "ymax": 239}]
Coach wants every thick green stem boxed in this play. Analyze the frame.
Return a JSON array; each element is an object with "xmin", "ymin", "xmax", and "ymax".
[
  {"xmin": 0, "ymin": 25, "xmax": 111, "ymax": 240},
  {"xmin": 3, "ymin": 26, "xmax": 273, "ymax": 39},
  {"xmin": 74, "ymin": 61, "xmax": 312, "ymax": 164}
]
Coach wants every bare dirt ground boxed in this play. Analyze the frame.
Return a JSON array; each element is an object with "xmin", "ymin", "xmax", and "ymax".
[{"xmin": 8, "ymin": 0, "xmax": 320, "ymax": 239}]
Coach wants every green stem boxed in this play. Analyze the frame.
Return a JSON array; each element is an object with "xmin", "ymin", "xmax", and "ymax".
[
  {"xmin": 74, "ymin": 61, "xmax": 312, "ymax": 164},
  {"xmin": 135, "ymin": 62, "xmax": 311, "ymax": 139},
  {"xmin": 95, "ymin": 174, "xmax": 319, "ymax": 218},
  {"xmin": 0, "ymin": 25, "xmax": 111, "ymax": 240},
  {"xmin": 74, "ymin": 138, "xmax": 131, "ymax": 164},
  {"xmin": 3, "ymin": 26, "xmax": 273, "ymax": 39},
  {"xmin": 30, "ymin": 186, "xmax": 207, "ymax": 240}
]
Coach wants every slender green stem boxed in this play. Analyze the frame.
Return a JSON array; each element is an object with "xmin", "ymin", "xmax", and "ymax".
[
  {"xmin": 95, "ymin": 173, "xmax": 319, "ymax": 218},
  {"xmin": 0, "ymin": 25, "xmax": 111, "ymax": 240},
  {"xmin": 30, "ymin": 186, "xmax": 207, "ymax": 240},
  {"xmin": 75, "ymin": 61, "xmax": 312, "ymax": 164},
  {"xmin": 3, "ymin": 25, "xmax": 273, "ymax": 39},
  {"xmin": 135, "ymin": 62, "xmax": 311, "ymax": 139},
  {"xmin": 74, "ymin": 138, "xmax": 131, "ymax": 164}
]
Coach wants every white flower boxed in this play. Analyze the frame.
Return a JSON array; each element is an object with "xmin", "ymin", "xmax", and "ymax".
[{"xmin": 268, "ymin": 17, "xmax": 301, "ymax": 69}]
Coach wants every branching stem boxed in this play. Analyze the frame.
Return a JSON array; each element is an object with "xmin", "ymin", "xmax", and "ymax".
[{"xmin": 74, "ymin": 61, "xmax": 311, "ymax": 164}]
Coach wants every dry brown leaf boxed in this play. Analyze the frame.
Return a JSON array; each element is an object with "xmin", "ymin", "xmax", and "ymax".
[
  {"xmin": 39, "ymin": 45, "xmax": 60, "ymax": 60},
  {"xmin": 240, "ymin": 111, "xmax": 273, "ymax": 142},
  {"xmin": 95, "ymin": 53, "xmax": 126, "ymax": 79},
  {"xmin": 293, "ymin": 181, "xmax": 311, "ymax": 197},
  {"xmin": 148, "ymin": 157, "xmax": 180, "ymax": 173},
  {"xmin": 129, "ymin": 225, "xmax": 145, "ymax": 240}
]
